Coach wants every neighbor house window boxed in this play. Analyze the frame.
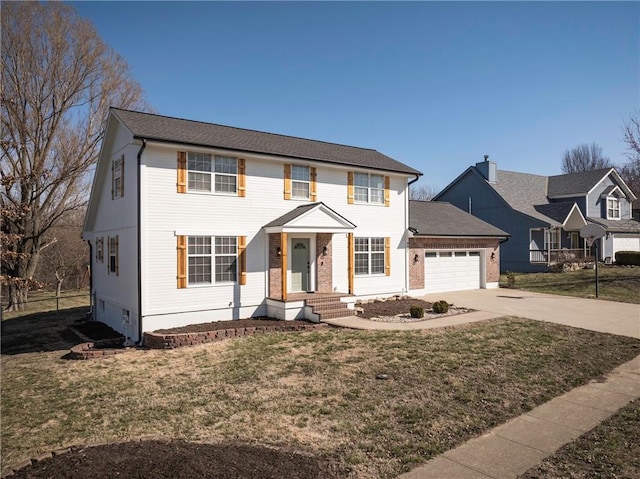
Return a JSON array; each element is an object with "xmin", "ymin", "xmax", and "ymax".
[
  {"xmin": 607, "ymin": 197, "xmax": 620, "ymax": 219},
  {"xmin": 108, "ymin": 236, "xmax": 119, "ymax": 275},
  {"xmin": 355, "ymin": 237, "xmax": 385, "ymax": 275},
  {"xmin": 187, "ymin": 236, "xmax": 237, "ymax": 284},
  {"xmin": 112, "ymin": 156, "xmax": 124, "ymax": 199},
  {"xmin": 544, "ymin": 229, "xmax": 560, "ymax": 251},
  {"xmin": 187, "ymin": 152, "xmax": 238, "ymax": 194},
  {"xmin": 354, "ymin": 173, "xmax": 384, "ymax": 204}
]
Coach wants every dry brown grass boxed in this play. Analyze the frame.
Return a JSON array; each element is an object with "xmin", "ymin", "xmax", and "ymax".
[{"xmin": 2, "ymin": 310, "xmax": 640, "ymax": 478}]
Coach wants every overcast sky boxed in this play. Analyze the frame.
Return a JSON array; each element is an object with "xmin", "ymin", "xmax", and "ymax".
[{"xmin": 71, "ymin": 1, "xmax": 639, "ymax": 190}]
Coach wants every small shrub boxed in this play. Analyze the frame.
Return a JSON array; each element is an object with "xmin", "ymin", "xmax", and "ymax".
[
  {"xmin": 616, "ymin": 251, "xmax": 640, "ymax": 266},
  {"xmin": 409, "ymin": 306, "xmax": 424, "ymax": 318},
  {"xmin": 432, "ymin": 300, "xmax": 449, "ymax": 314},
  {"xmin": 506, "ymin": 271, "xmax": 516, "ymax": 288}
]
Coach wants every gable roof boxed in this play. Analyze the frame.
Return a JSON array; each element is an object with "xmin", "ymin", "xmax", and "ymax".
[
  {"xmin": 111, "ymin": 108, "xmax": 422, "ymax": 176},
  {"xmin": 263, "ymin": 202, "xmax": 356, "ymax": 233},
  {"xmin": 409, "ymin": 201, "xmax": 509, "ymax": 237},
  {"xmin": 547, "ymin": 168, "xmax": 613, "ymax": 197}
]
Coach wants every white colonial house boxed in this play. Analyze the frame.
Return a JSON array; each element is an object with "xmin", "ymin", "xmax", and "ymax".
[{"xmin": 83, "ymin": 109, "xmax": 505, "ymax": 342}]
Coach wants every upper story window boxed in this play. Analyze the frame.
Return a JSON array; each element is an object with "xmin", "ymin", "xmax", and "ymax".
[
  {"xmin": 291, "ymin": 165, "xmax": 310, "ymax": 199},
  {"xmin": 112, "ymin": 156, "xmax": 124, "ymax": 199},
  {"xmin": 607, "ymin": 197, "xmax": 620, "ymax": 219},
  {"xmin": 187, "ymin": 152, "xmax": 238, "ymax": 194},
  {"xmin": 348, "ymin": 172, "xmax": 389, "ymax": 206},
  {"xmin": 354, "ymin": 173, "xmax": 384, "ymax": 204},
  {"xmin": 284, "ymin": 164, "xmax": 317, "ymax": 201}
]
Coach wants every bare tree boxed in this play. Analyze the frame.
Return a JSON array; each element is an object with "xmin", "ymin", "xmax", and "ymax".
[
  {"xmin": 410, "ymin": 183, "xmax": 439, "ymax": 201},
  {"xmin": 620, "ymin": 111, "xmax": 640, "ymax": 197},
  {"xmin": 561, "ymin": 143, "xmax": 612, "ymax": 174},
  {"xmin": 1, "ymin": 2, "xmax": 149, "ymax": 310},
  {"xmin": 36, "ymin": 210, "xmax": 89, "ymax": 296}
]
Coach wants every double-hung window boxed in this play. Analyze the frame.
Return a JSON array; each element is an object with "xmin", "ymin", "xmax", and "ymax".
[
  {"xmin": 354, "ymin": 173, "xmax": 384, "ymax": 204},
  {"xmin": 291, "ymin": 165, "xmax": 310, "ymax": 199},
  {"xmin": 187, "ymin": 236, "xmax": 237, "ymax": 285},
  {"xmin": 354, "ymin": 237, "xmax": 385, "ymax": 275},
  {"xmin": 187, "ymin": 153, "xmax": 238, "ymax": 194},
  {"xmin": 544, "ymin": 229, "xmax": 560, "ymax": 251},
  {"xmin": 607, "ymin": 197, "xmax": 620, "ymax": 219},
  {"xmin": 108, "ymin": 236, "xmax": 119, "ymax": 275}
]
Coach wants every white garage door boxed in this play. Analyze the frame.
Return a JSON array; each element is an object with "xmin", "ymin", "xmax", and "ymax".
[
  {"xmin": 424, "ymin": 251, "xmax": 481, "ymax": 294},
  {"xmin": 612, "ymin": 236, "xmax": 640, "ymax": 257}
]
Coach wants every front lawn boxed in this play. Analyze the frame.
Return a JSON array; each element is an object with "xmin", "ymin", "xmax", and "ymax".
[
  {"xmin": 2, "ymin": 308, "xmax": 639, "ymax": 478},
  {"xmin": 500, "ymin": 266, "xmax": 640, "ymax": 304}
]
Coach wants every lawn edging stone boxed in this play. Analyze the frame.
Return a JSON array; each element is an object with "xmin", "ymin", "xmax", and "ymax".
[{"xmin": 143, "ymin": 322, "xmax": 328, "ymax": 349}]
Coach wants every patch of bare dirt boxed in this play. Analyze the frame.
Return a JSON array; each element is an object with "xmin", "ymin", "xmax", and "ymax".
[{"xmin": 9, "ymin": 440, "xmax": 348, "ymax": 479}]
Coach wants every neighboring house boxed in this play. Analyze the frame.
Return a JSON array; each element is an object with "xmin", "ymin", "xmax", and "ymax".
[
  {"xmin": 434, "ymin": 158, "xmax": 640, "ymax": 272},
  {"xmin": 408, "ymin": 201, "xmax": 509, "ymax": 294},
  {"xmin": 83, "ymin": 109, "xmax": 507, "ymax": 343}
]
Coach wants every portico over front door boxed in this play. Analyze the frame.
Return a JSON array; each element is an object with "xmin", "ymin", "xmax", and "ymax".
[{"xmin": 291, "ymin": 238, "xmax": 310, "ymax": 292}]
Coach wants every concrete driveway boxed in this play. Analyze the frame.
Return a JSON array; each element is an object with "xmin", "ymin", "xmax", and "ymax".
[{"xmin": 420, "ymin": 288, "xmax": 640, "ymax": 339}]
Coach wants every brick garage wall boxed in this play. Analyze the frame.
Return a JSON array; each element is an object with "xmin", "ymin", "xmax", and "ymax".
[
  {"xmin": 409, "ymin": 237, "xmax": 502, "ymax": 289},
  {"xmin": 315, "ymin": 233, "xmax": 333, "ymax": 293},
  {"xmin": 268, "ymin": 233, "xmax": 282, "ymax": 299}
]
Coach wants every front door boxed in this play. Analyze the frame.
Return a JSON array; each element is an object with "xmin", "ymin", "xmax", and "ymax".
[{"xmin": 291, "ymin": 238, "xmax": 310, "ymax": 292}]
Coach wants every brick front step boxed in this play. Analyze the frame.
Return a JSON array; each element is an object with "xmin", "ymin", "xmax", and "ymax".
[{"xmin": 317, "ymin": 309, "xmax": 353, "ymax": 320}]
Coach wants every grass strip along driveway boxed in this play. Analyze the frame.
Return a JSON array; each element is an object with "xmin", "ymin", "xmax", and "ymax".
[
  {"xmin": 500, "ymin": 266, "xmax": 640, "ymax": 304},
  {"xmin": 3, "ymin": 313, "xmax": 640, "ymax": 478}
]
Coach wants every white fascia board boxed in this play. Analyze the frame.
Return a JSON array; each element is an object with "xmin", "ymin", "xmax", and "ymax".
[{"xmin": 562, "ymin": 203, "xmax": 588, "ymax": 229}]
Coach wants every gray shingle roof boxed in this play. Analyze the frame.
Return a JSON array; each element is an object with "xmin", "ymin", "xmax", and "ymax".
[
  {"xmin": 112, "ymin": 108, "xmax": 422, "ymax": 176},
  {"xmin": 488, "ymin": 170, "xmax": 556, "ymax": 224},
  {"xmin": 409, "ymin": 201, "xmax": 509, "ymax": 237},
  {"xmin": 547, "ymin": 168, "xmax": 611, "ymax": 197},
  {"xmin": 533, "ymin": 202, "xmax": 577, "ymax": 224},
  {"xmin": 586, "ymin": 217, "xmax": 640, "ymax": 234}
]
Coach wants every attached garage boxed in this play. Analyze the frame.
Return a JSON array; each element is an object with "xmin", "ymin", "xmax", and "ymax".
[
  {"xmin": 408, "ymin": 201, "xmax": 509, "ymax": 295},
  {"xmin": 424, "ymin": 250, "xmax": 481, "ymax": 293}
]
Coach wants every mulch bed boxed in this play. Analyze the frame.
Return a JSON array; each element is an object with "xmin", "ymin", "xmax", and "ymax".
[
  {"xmin": 356, "ymin": 298, "xmax": 433, "ymax": 319},
  {"xmin": 8, "ymin": 440, "xmax": 347, "ymax": 479},
  {"xmin": 153, "ymin": 317, "xmax": 309, "ymax": 334},
  {"xmin": 72, "ymin": 321, "xmax": 124, "ymax": 341}
]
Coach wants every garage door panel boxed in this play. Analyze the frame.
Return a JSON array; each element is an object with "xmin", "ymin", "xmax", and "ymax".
[{"xmin": 424, "ymin": 251, "xmax": 481, "ymax": 294}]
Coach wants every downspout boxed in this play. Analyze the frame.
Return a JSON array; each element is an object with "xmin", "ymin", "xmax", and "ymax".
[
  {"xmin": 87, "ymin": 239, "xmax": 93, "ymax": 317},
  {"xmin": 405, "ymin": 175, "xmax": 420, "ymax": 294},
  {"xmin": 136, "ymin": 139, "xmax": 147, "ymax": 344}
]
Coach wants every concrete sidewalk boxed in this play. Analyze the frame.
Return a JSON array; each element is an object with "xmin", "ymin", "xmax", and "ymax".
[
  {"xmin": 322, "ymin": 310, "xmax": 501, "ymax": 330},
  {"xmin": 398, "ymin": 353, "xmax": 640, "ymax": 479}
]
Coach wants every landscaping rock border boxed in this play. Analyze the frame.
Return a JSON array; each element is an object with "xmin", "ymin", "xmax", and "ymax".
[{"xmin": 143, "ymin": 322, "xmax": 328, "ymax": 349}]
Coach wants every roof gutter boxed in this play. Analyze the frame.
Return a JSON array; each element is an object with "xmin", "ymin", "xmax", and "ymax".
[{"xmin": 136, "ymin": 138, "xmax": 147, "ymax": 345}]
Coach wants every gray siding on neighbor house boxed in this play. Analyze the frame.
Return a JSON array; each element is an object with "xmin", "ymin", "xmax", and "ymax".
[
  {"xmin": 587, "ymin": 176, "xmax": 632, "ymax": 219},
  {"xmin": 436, "ymin": 171, "xmax": 547, "ymax": 272}
]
